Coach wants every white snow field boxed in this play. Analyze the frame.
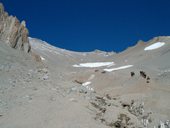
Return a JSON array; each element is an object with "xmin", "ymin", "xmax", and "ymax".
[
  {"xmin": 73, "ymin": 62, "xmax": 114, "ymax": 68},
  {"xmin": 144, "ymin": 42, "xmax": 165, "ymax": 51},
  {"xmin": 104, "ymin": 65, "xmax": 133, "ymax": 72}
]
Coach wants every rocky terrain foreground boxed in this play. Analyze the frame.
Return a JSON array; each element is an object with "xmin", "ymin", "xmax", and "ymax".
[{"xmin": 0, "ymin": 3, "xmax": 170, "ymax": 128}]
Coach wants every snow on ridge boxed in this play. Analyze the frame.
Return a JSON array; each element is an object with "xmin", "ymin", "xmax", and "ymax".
[
  {"xmin": 104, "ymin": 65, "xmax": 133, "ymax": 72},
  {"xmin": 144, "ymin": 42, "xmax": 165, "ymax": 51},
  {"xmin": 29, "ymin": 37, "xmax": 64, "ymax": 55},
  {"xmin": 73, "ymin": 62, "xmax": 114, "ymax": 68}
]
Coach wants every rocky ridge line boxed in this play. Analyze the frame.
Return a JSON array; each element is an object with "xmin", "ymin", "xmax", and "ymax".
[{"xmin": 0, "ymin": 3, "xmax": 31, "ymax": 53}]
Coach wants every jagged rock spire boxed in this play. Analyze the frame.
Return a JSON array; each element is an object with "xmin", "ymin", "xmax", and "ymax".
[{"xmin": 0, "ymin": 3, "xmax": 31, "ymax": 53}]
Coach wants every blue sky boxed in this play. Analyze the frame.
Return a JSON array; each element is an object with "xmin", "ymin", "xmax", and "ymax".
[{"xmin": 1, "ymin": 0, "xmax": 170, "ymax": 52}]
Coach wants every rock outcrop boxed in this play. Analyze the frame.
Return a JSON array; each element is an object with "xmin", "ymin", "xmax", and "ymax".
[{"xmin": 0, "ymin": 3, "xmax": 31, "ymax": 53}]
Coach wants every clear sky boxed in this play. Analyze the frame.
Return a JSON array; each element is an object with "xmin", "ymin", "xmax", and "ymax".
[{"xmin": 1, "ymin": 0, "xmax": 170, "ymax": 52}]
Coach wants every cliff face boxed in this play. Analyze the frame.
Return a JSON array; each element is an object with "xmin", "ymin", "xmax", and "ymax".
[{"xmin": 0, "ymin": 3, "xmax": 31, "ymax": 53}]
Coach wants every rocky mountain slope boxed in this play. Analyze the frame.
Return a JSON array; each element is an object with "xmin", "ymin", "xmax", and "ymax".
[{"xmin": 0, "ymin": 3, "xmax": 170, "ymax": 128}]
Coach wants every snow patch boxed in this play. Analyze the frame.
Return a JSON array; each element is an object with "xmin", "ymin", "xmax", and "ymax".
[
  {"xmin": 88, "ymin": 74, "xmax": 95, "ymax": 81},
  {"xmin": 104, "ymin": 65, "xmax": 133, "ymax": 72},
  {"xmin": 144, "ymin": 42, "xmax": 165, "ymax": 51},
  {"xmin": 82, "ymin": 81, "xmax": 91, "ymax": 86},
  {"xmin": 73, "ymin": 62, "xmax": 114, "ymax": 68},
  {"xmin": 40, "ymin": 56, "xmax": 45, "ymax": 61},
  {"xmin": 82, "ymin": 81, "xmax": 94, "ymax": 92}
]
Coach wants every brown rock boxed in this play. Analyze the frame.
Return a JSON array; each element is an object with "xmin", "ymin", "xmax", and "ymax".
[{"xmin": 0, "ymin": 3, "xmax": 31, "ymax": 53}]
